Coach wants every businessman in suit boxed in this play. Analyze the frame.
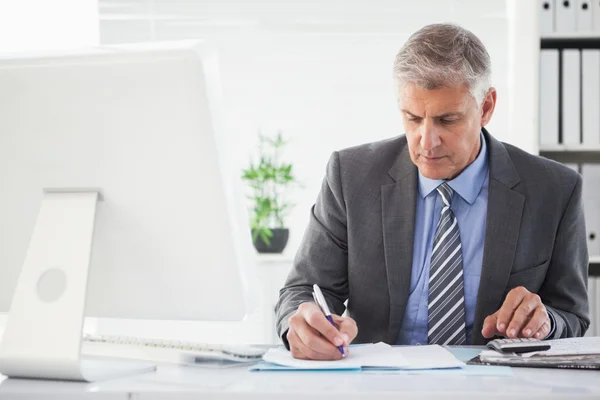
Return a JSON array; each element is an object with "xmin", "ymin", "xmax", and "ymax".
[{"xmin": 275, "ymin": 23, "xmax": 589, "ymax": 360}]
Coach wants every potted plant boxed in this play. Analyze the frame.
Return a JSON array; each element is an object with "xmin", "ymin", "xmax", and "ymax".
[{"xmin": 242, "ymin": 131, "xmax": 297, "ymax": 253}]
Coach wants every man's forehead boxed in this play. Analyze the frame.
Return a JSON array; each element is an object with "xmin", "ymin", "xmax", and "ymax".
[{"xmin": 398, "ymin": 84, "xmax": 471, "ymax": 112}]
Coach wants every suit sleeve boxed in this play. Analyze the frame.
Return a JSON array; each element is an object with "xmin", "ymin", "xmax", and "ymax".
[
  {"xmin": 274, "ymin": 151, "xmax": 350, "ymax": 348},
  {"xmin": 541, "ymin": 173, "xmax": 590, "ymax": 338}
]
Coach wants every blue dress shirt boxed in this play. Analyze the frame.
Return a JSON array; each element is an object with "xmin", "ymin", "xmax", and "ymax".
[
  {"xmin": 396, "ymin": 132, "xmax": 489, "ymax": 345},
  {"xmin": 395, "ymin": 132, "xmax": 555, "ymax": 344}
]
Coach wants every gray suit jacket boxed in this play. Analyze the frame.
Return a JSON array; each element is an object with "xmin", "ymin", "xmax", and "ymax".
[{"xmin": 275, "ymin": 129, "xmax": 589, "ymax": 345}]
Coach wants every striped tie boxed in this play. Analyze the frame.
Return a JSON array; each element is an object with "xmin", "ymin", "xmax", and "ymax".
[{"xmin": 427, "ymin": 183, "xmax": 467, "ymax": 346}]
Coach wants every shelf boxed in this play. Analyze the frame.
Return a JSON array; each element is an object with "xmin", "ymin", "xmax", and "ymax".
[
  {"xmin": 256, "ymin": 253, "xmax": 295, "ymax": 265},
  {"xmin": 539, "ymin": 146, "xmax": 600, "ymax": 163},
  {"xmin": 539, "ymin": 145, "xmax": 600, "ymax": 152},
  {"xmin": 541, "ymin": 35, "xmax": 600, "ymax": 49},
  {"xmin": 542, "ymin": 32, "xmax": 600, "ymax": 39}
]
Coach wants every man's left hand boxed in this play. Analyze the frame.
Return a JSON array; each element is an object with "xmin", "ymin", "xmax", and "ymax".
[{"xmin": 482, "ymin": 286, "xmax": 551, "ymax": 339}]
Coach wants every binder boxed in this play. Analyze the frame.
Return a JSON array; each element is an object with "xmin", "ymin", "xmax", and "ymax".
[
  {"xmin": 582, "ymin": 50, "xmax": 600, "ymax": 147},
  {"xmin": 586, "ymin": 277, "xmax": 598, "ymax": 337},
  {"xmin": 582, "ymin": 164, "xmax": 600, "ymax": 256},
  {"xmin": 540, "ymin": 0, "xmax": 555, "ymax": 34},
  {"xmin": 540, "ymin": 50, "xmax": 560, "ymax": 147},
  {"xmin": 594, "ymin": 0, "xmax": 600, "ymax": 32},
  {"xmin": 561, "ymin": 49, "xmax": 581, "ymax": 146},
  {"xmin": 577, "ymin": 0, "xmax": 594, "ymax": 31},
  {"xmin": 556, "ymin": 0, "xmax": 578, "ymax": 32}
]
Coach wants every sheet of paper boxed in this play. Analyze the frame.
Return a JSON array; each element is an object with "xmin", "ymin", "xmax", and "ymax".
[
  {"xmin": 521, "ymin": 337, "xmax": 600, "ymax": 357},
  {"xmin": 249, "ymin": 362, "xmax": 361, "ymax": 371},
  {"xmin": 362, "ymin": 365, "xmax": 513, "ymax": 376},
  {"xmin": 479, "ymin": 350, "xmax": 519, "ymax": 361},
  {"xmin": 261, "ymin": 343, "xmax": 464, "ymax": 370},
  {"xmin": 251, "ymin": 362, "xmax": 510, "ymax": 376},
  {"xmin": 261, "ymin": 342, "xmax": 406, "ymax": 370},
  {"xmin": 392, "ymin": 345, "xmax": 465, "ymax": 370}
]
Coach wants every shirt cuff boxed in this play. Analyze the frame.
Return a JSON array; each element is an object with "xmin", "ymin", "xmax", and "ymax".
[{"xmin": 544, "ymin": 309, "xmax": 556, "ymax": 339}]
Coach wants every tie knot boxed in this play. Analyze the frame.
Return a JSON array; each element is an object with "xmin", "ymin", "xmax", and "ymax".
[{"xmin": 436, "ymin": 183, "xmax": 453, "ymax": 207}]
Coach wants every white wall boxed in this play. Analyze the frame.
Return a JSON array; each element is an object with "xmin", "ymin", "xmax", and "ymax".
[
  {"xmin": 0, "ymin": 0, "xmax": 99, "ymax": 52},
  {"xmin": 0, "ymin": 0, "xmax": 514, "ymax": 346},
  {"xmin": 100, "ymin": 0, "xmax": 510, "ymax": 259}
]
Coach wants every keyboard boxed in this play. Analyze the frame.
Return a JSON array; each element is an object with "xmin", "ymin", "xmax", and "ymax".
[{"xmin": 82, "ymin": 334, "xmax": 267, "ymax": 365}]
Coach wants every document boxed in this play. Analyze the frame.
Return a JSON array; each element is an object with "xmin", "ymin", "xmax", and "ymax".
[
  {"xmin": 259, "ymin": 342, "xmax": 464, "ymax": 371},
  {"xmin": 473, "ymin": 337, "xmax": 600, "ymax": 370},
  {"xmin": 521, "ymin": 337, "xmax": 600, "ymax": 357}
]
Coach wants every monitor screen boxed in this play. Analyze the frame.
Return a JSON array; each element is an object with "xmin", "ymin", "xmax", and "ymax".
[{"xmin": 0, "ymin": 41, "xmax": 255, "ymax": 322}]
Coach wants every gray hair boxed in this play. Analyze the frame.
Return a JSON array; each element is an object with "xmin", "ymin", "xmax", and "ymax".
[{"xmin": 393, "ymin": 23, "xmax": 492, "ymax": 106}]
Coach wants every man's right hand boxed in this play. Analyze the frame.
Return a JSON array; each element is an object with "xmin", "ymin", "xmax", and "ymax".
[{"xmin": 286, "ymin": 302, "xmax": 358, "ymax": 360}]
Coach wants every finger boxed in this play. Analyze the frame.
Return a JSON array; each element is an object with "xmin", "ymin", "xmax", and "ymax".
[
  {"xmin": 287, "ymin": 328, "xmax": 308, "ymax": 359},
  {"xmin": 481, "ymin": 312, "xmax": 499, "ymax": 338},
  {"xmin": 294, "ymin": 318, "xmax": 344, "ymax": 360},
  {"xmin": 331, "ymin": 315, "xmax": 358, "ymax": 345},
  {"xmin": 288, "ymin": 311, "xmax": 342, "ymax": 359},
  {"xmin": 302, "ymin": 305, "xmax": 344, "ymax": 347},
  {"xmin": 497, "ymin": 287, "xmax": 527, "ymax": 335},
  {"xmin": 521, "ymin": 307, "xmax": 549, "ymax": 338},
  {"xmin": 534, "ymin": 320, "xmax": 551, "ymax": 340},
  {"xmin": 507, "ymin": 293, "xmax": 542, "ymax": 338},
  {"xmin": 288, "ymin": 327, "xmax": 325, "ymax": 360},
  {"xmin": 288, "ymin": 326, "xmax": 341, "ymax": 360}
]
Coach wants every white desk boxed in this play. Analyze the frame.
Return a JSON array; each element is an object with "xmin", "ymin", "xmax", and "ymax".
[{"xmin": 1, "ymin": 359, "xmax": 600, "ymax": 399}]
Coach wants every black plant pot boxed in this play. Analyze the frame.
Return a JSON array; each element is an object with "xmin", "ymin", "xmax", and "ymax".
[{"xmin": 253, "ymin": 228, "xmax": 289, "ymax": 254}]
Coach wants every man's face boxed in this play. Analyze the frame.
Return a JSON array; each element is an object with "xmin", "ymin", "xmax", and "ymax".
[{"xmin": 399, "ymin": 82, "xmax": 496, "ymax": 180}]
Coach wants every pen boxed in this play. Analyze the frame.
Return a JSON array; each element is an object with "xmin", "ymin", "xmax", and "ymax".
[{"xmin": 312, "ymin": 284, "xmax": 345, "ymax": 357}]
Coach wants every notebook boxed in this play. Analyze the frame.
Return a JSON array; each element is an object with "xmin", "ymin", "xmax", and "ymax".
[{"xmin": 256, "ymin": 342, "xmax": 465, "ymax": 371}]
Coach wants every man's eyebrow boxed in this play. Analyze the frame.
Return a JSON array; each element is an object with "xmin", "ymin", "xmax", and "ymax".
[
  {"xmin": 400, "ymin": 110, "xmax": 464, "ymax": 119},
  {"xmin": 400, "ymin": 109, "xmax": 421, "ymax": 118},
  {"xmin": 433, "ymin": 112, "xmax": 463, "ymax": 119}
]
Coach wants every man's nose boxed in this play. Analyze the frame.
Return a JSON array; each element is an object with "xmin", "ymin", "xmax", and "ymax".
[{"xmin": 420, "ymin": 120, "xmax": 441, "ymax": 152}]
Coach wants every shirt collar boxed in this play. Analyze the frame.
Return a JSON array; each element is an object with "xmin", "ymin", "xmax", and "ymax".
[{"xmin": 418, "ymin": 131, "xmax": 488, "ymax": 205}]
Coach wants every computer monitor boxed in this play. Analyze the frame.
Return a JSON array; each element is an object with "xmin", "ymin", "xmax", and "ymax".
[{"xmin": 0, "ymin": 41, "xmax": 257, "ymax": 380}]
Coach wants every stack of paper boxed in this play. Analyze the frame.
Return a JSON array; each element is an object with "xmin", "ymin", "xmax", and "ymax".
[
  {"xmin": 476, "ymin": 337, "xmax": 600, "ymax": 370},
  {"xmin": 481, "ymin": 337, "xmax": 600, "ymax": 361},
  {"xmin": 521, "ymin": 337, "xmax": 600, "ymax": 357},
  {"xmin": 258, "ymin": 342, "xmax": 464, "ymax": 371}
]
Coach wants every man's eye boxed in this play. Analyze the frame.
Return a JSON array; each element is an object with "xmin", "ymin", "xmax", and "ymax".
[
  {"xmin": 439, "ymin": 119, "xmax": 457, "ymax": 125},
  {"xmin": 408, "ymin": 117, "xmax": 421, "ymax": 123}
]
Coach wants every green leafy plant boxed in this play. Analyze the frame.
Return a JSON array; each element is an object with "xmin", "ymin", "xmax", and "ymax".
[{"xmin": 241, "ymin": 131, "xmax": 297, "ymax": 246}]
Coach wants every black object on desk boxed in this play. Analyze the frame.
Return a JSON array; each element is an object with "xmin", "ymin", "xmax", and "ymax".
[{"xmin": 486, "ymin": 338, "xmax": 551, "ymax": 354}]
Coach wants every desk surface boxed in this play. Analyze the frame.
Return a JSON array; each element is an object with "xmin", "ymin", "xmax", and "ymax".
[{"xmin": 1, "ymin": 357, "xmax": 600, "ymax": 400}]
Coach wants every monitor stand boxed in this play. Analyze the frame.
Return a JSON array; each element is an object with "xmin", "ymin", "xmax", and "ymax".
[{"xmin": 0, "ymin": 190, "xmax": 155, "ymax": 381}]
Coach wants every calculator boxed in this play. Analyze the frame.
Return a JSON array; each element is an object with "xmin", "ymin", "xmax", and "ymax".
[{"xmin": 486, "ymin": 338, "xmax": 551, "ymax": 354}]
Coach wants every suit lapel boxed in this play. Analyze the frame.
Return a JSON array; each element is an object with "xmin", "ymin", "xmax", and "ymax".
[
  {"xmin": 472, "ymin": 130, "xmax": 524, "ymax": 345},
  {"xmin": 382, "ymin": 144, "xmax": 417, "ymax": 344}
]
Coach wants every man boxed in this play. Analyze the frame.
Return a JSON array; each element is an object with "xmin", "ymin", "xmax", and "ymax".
[{"xmin": 275, "ymin": 23, "xmax": 589, "ymax": 360}]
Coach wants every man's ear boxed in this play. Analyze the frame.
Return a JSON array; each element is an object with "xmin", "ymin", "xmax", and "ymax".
[{"xmin": 480, "ymin": 88, "xmax": 497, "ymax": 127}]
